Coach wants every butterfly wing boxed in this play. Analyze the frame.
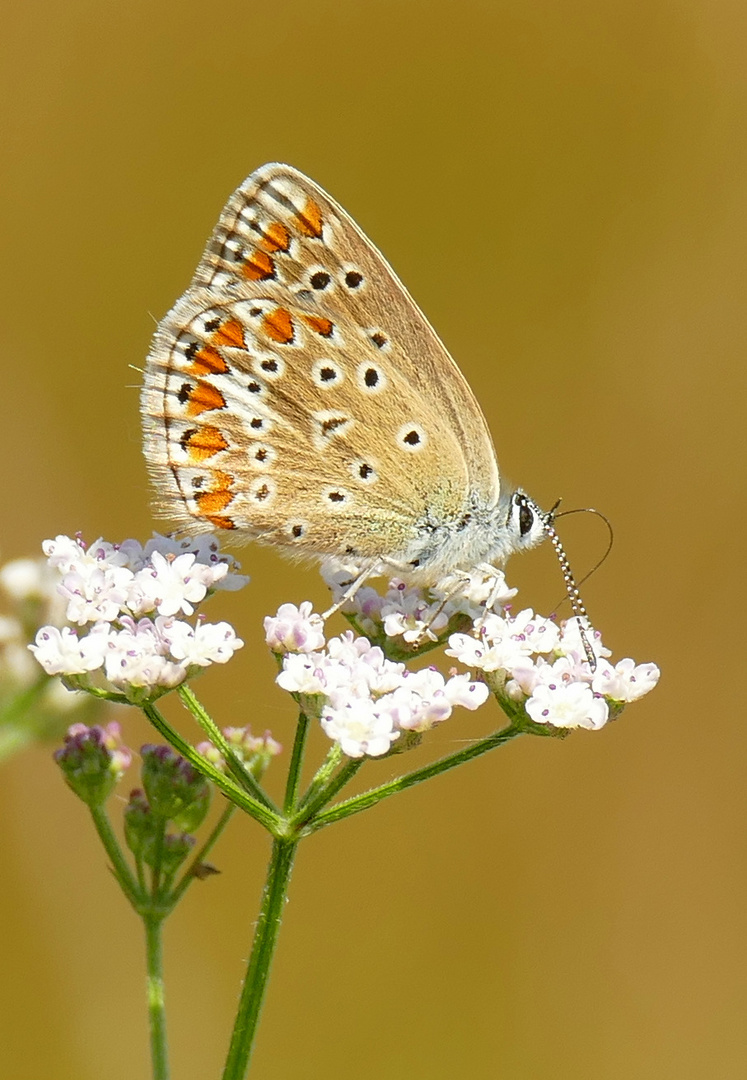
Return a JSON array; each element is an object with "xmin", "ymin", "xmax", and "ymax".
[
  {"xmin": 192, "ymin": 164, "xmax": 500, "ymax": 498},
  {"xmin": 142, "ymin": 164, "xmax": 501, "ymax": 564}
]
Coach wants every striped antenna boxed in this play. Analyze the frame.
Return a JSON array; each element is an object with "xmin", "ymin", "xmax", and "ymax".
[{"xmin": 527, "ymin": 496, "xmax": 597, "ymax": 669}]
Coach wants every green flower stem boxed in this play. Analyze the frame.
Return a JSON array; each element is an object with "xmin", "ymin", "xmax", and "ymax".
[
  {"xmin": 222, "ymin": 838, "xmax": 298, "ymax": 1080},
  {"xmin": 144, "ymin": 914, "xmax": 169, "ymax": 1080},
  {"xmin": 308, "ymin": 724, "xmax": 524, "ymax": 832},
  {"xmin": 170, "ymin": 802, "xmax": 236, "ymax": 905},
  {"xmin": 295, "ymin": 742, "xmax": 343, "ymax": 811},
  {"xmin": 177, "ymin": 686, "xmax": 276, "ymax": 811},
  {"xmin": 142, "ymin": 703, "xmax": 282, "ymax": 835},
  {"xmin": 283, "ymin": 710, "xmax": 311, "ymax": 813},
  {"xmin": 292, "ymin": 755, "xmax": 364, "ymax": 830},
  {"xmin": 88, "ymin": 803, "xmax": 143, "ymax": 908}
]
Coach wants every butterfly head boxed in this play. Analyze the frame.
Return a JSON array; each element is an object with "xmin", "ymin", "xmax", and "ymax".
[{"xmin": 502, "ymin": 490, "xmax": 549, "ymax": 554}]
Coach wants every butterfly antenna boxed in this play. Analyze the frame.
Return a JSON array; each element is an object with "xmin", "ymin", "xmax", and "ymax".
[
  {"xmin": 553, "ymin": 507, "xmax": 614, "ymax": 591},
  {"xmin": 537, "ymin": 500, "xmax": 597, "ymax": 669}
]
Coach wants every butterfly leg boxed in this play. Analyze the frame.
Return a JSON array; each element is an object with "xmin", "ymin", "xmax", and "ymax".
[
  {"xmin": 473, "ymin": 562, "xmax": 507, "ymax": 636},
  {"xmin": 321, "ymin": 560, "xmax": 383, "ymax": 620}
]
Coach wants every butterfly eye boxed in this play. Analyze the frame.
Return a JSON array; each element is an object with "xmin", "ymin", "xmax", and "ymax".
[{"xmin": 518, "ymin": 498, "xmax": 535, "ymax": 537}]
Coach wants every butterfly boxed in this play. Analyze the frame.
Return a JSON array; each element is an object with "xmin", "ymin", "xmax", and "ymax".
[{"xmin": 141, "ymin": 163, "xmax": 551, "ymax": 595}]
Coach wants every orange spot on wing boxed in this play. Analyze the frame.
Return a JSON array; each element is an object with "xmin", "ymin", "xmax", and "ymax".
[
  {"xmin": 213, "ymin": 319, "xmax": 246, "ymax": 349},
  {"xmin": 294, "ymin": 199, "xmax": 323, "ymax": 239},
  {"xmin": 188, "ymin": 346, "xmax": 229, "ymax": 377},
  {"xmin": 260, "ymin": 222, "xmax": 291, "ymax": 253},
  {"xmin": 211, "ymin": 469, "xmax": 234, "ymax": 490},
  {"xmin": 303, "ymin": 314, "xmax": 334, "ymax": 338},
  {"xmin": 186, "ymin": 381, "xmax": 227, "ymax": 417},
  {"xmin": 196, "ymin": 489, "xmax": 234, "ymax": 515},
  {"xmin": 262, "ymin": 308, "xmax": 294, "ymax": 344},
  {"xmin": 204, "ymin": 514, "xmax": 236, "ymax": 530},
  {"xmin": 242, "ymin": 249, "xmax": 275, "ymax": 281},
  {"xmin": 181, "ymin": 425, "xmax": 229, "ymax": 462}
]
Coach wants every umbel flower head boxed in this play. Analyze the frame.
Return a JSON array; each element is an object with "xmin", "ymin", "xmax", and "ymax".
[
  {"xmin": 267, "ymin": 565, "xmax": 659, "ymax": 758},
  {"xmin": 32, "ymin": 531, "xmax": 658, "ymax": 761},
  {"xmin": 29, "ymin": 534, "xmax": 247, "ymax": 703}
]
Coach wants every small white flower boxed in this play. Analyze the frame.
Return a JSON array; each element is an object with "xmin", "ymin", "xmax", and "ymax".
[
  {"xmin": 448, "ymin": 610, "xmax": 545, "ymax": 672},
  {"xmin": 42, "ymin": 535, "xmax": 92, "ymax": 573},
  {"xmin": 276, "ymin": 652, "xmax": 330, "ymax": 695},
  {"xmin": 59, "ymin": 565, "xmax": 134, "ymax": 625},
  {"xmin": 264, "ymin": 602, "xmax": 326, "ymax": 653},
  {"xmin": 559, "ymin": 617, "xmax": 611, "ymax": 662},
  {"xmin": 435, "ymin": 566, "xmax": 517, "ymax": 612},
  {"xmin": 30, "ymin": 624, "xmax": 109, "ymax": 676},
  {"xmin": 320, "ymin": 697, "xmax": 400, "ymax": 758},
  {"xmin": 103, "ymin": 618, "xmax": 186, "ymax": 690},
  {"xmin": 167, "ymin": 619, "xmax": 244, "ymax": 666},
  {"xmin": 379, "ymin": 582, "xmax": 448, "ymax": 643},
  {"xmin": 135, "ymin": 550, "xmax": 218, "ymax": 617},
  {"xmin": 525, "ymin": 681, "xmax": 609, "ymax": 730},
  {"xmin": 592, "ymin": 658, "xmax": 660, "ymax": 702},
  {"xmin": 443, "ymin": 672, "xmax": 490, "ymax": 710}
]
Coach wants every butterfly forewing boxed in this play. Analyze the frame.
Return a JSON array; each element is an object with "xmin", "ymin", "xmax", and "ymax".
[
  {"xmin": 191, "ymin": 164, "xmax": 500, "ymax": 496},
  {"xmin": 142, "ymin": 164, "xmax": 502, "ymax": 565}
]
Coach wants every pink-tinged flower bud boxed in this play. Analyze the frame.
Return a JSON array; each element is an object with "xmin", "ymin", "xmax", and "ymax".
[
  {"xmin": 141, "ymin": 744, "xmax": 211, "ymax": 832},
  {"xmin": 54, "ymin": 723, "xmax": 132, "ymax": 805},
  {"xmin": 223, "ymin": 726, "xmax": 283, "ymax": 779},
  {"xmin": 264, "ymin": 602, "xmax": 326, "ymax": 654}
]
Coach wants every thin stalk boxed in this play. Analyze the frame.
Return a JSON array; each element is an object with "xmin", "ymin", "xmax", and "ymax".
[
  {"xmin": 309, "ymin": 725, "xmax": 524, "ymax": 831},
  {"xmin": 144, "ymin": 914, "xmax": 169, "ymax": 1080},
  {"xmin": 170, "ymin": 802, "xmax": 236, "ymax": 905},
  {"xmin": 292, "ymin": 756, "xmax": 364, "ymax": 830},
  {"xmin": 177, "ymin": 686, "xmax": 276, "ymax": 811},
  {"xmin": 88, "ymin": 804, "xmax": 143, "ymax": 908},
  {"xmin": 142, "ymin": 703, "xmax": 281, "ymax": 835},
  {"xmin": 296, "ymin": 743, "xmax": 343, "ymax": 810},
  {"xmin": 221, "ymin": 838, "xmax": 298, "ymax": 1080},
  {"xmin": 283, "ymin": 711, "xmax": 311, "ymax": 813}
]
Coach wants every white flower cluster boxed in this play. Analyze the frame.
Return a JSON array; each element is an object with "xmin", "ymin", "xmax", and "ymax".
[
  {"xmin": 265, "ymin": 603, "xmax": 489, "ymax": 758},
  {"xmin": 448, "ymin": 610, "xmax": 659, "ymax": 730},
  {"xmin": 278, "ymin": 575, "xmax": 659, "ymax": 749},
  {"xmin": 30, "ymin": 534, "xmax": 247, "ymax": 699},
  {"xmin": 323, "ymin": 564, "xmax": 517, "ymax": 644}
]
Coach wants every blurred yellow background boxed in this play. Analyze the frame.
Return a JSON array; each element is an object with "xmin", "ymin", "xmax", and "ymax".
[{"xmin": 1, "ymin": 2, "xmax": 745, "ymax": 1077}]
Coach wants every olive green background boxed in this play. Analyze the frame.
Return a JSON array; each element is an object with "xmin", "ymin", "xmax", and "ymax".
[{"xmin": 1, "ymin": 2, "xmax": 745, "ymax": 1078}]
